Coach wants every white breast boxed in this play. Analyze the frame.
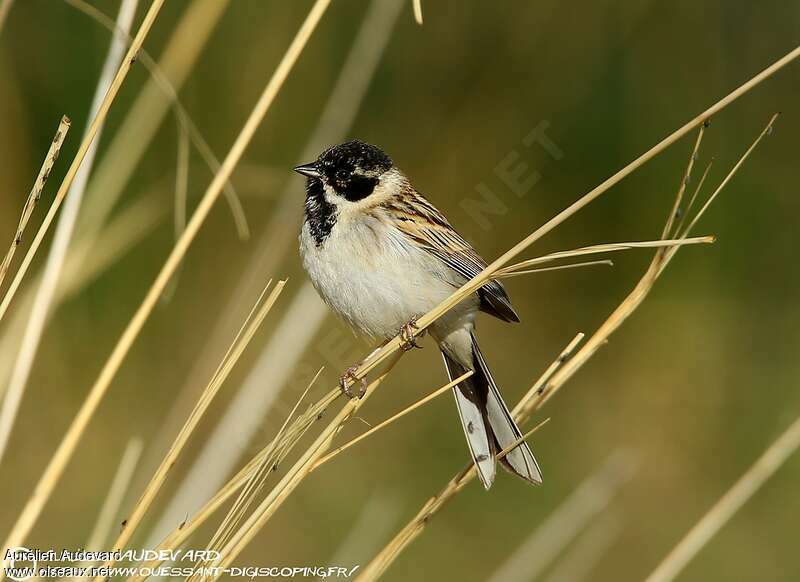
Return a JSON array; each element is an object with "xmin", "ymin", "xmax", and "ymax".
[{"xmin": 300, "ymin": 211, "xmax": 476, "ymax": 340}]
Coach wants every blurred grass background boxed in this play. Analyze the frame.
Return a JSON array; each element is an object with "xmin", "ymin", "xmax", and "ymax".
[{"xmin": 1, "ymin": 1, "xmax": 799, "ymax": 580}]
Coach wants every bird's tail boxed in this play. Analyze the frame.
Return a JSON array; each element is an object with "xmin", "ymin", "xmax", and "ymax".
[{"xmin": 442, "ymin": 332, "xmax": 543, "ymax": 489}]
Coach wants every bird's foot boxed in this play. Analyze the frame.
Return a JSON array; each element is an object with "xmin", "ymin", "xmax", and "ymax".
[
  {"xmin": 398, "ymin": 317, "xmax": 423, "ymax": 351},
  {"xmin": 339, "ymin": 365, "xmax": 367, "ymax": 399}
]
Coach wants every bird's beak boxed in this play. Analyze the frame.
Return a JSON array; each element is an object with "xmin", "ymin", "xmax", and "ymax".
[{"xmin": 293, "ymin": 162, "xmax": 321, "ymax": 179}]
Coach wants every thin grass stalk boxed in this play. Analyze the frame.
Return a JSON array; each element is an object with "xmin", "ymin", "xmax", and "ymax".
[
  {"xmin": 412, "ymin": 0, "xmax": 423, "ymax": 24},
  {"xmin": 356, "ymin": 114, "xmax": 778, "ymax": 581},
  {"xmin": 161, "ymin": 114, "xmax": 192, "ymax": 303},
  {"xmin": 0, "ymin": 116, "xmax": 71, "ymax": 292},
  {"xmin": 644, "ymin": 415, "xmax": 800, "ymax": 582},
  {"xmin": 211, "ymin": 353, "xmax": 404, "ymax": 576},
  {"xmin": 524, "ymin": 333, "xmax": 585, "ymax": 400},
  {"xmin": 496, "ymin": 259, "xmax": 613, "ymax": 279},
  {"xmin": 495, "ymin": 237, "xmax": 713, "ymax": 276},
  {"xmin": 1, "ymin": 0, "xmax": 329, "ymax": 562},
  {"xmin": 673, "ymin": 160, "xmax": 713, "ymax": 236},
  {"xmin": 0, "ymin": 0, "xmax": 139, "ymax": 466},
  {"xmin": 100, "ymin": 281, "xmax": 285, "ymax": 570},
  {"xmin": 0, "ymin": 0, "xmax": 166, "ymax": 326},
  {"xmin": 495, "ymin": 418, "xmax": 551, "ymax": 461},
  {"xmin": 660, "ymin": 121, "xmax": 706, "ymax": 239}
]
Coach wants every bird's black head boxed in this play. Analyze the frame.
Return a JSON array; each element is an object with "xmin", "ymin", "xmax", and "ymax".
[{"xmin": 294, "ymin": 140, "xmax": 393, "ymax": 202}]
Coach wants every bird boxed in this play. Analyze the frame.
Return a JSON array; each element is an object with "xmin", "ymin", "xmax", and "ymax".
[{"xmin": 294, "ymin": 140, "xmax": 542, "ymax": 489}]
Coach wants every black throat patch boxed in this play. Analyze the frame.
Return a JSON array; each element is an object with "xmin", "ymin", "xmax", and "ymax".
[{"xmin": 304, "ymin": 178, "xmax": 337, "ymax": 246}]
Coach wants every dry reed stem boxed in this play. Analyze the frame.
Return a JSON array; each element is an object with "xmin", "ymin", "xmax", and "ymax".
[
  {"xmin": 645, "ymin": 415, "xmax": 800, "ymax": 582},
  {"xmin": 339, "ymin": 45, "xmax": 800, "ymax": 409},
  {"xmin": 523, "ymin": 333, "xmax": 585, "ymax": 401},
  {"xmin": 211, "ymin": 352, "xmax": 404, "ymax": 575},
  {"xmin": 660, "ymin": 122, "xmax": 706, "ymax": 239},
  {"xmin": 495, "ymin": 418, "xmax": 551, "ymax": 461},
  {"xmin": 0, "ymin": 0, "xmax": 166, "ymax": 326},
  {"xmin": 100, "ymin": 281, "xmax": 285, "ymax": 571},
  {"xmin": 310, "ymin": 371, "xmax": 474, "ymax": 471},
  {"xmin": 0, "ymin": 116, "xmax": 71, "ymax": 292},
  {"xmin": 161, "ymin": 114, "xmax": 192, "ymax": 303},
  {"xmin": 495, "ymin": 237, "xmax": 713, "ymax": 277},
  {"xmin": 1, "ymin": 0, "xmax": 329, "ymax": 561},
  {"xmin": 412, "ymin": 0, "xmax": 423, "ymax": 24},
  {"xmin": 356, "ymin": 113, "xmax": 779, "ymax": 581},
  {"xmin": 0, "ymin": 0, "xmax": 139, "ymax": 467},
  {"xmin": 674, "ymin": 160, "xmax": 714, "ymax": 236},
  {"xmin": 496, "ymin": 259, "xmax": 613, "ymax": 279}
]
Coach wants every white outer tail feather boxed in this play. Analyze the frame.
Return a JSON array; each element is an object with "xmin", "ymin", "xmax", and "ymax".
[
  {"xmin": 442, "ymin": 333, "xmax": 543, "ymax": 490},
  {"xmin": 448, "ymin": 370, "xmax": 496, "ymax": 489}
]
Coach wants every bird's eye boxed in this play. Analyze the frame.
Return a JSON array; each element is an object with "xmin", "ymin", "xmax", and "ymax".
[{"xmin": 335, "ymin": 168, "xmax": 348, "ymax": 181}]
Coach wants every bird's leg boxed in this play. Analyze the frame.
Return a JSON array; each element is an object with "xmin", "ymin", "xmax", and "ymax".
[
  {"xmin": 398, "ymin": 316, "xmax": 424, "ymax": 351},
  {"xmin": 339, "ymin": 365, "xmax": 367, "ymax": 399},
  {"xmin": 338, "ymin": 338, "xmax": 392, "ymax": 398}
]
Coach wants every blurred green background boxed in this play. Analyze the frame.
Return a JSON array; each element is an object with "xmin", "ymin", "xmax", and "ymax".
[{"xmin": 1, "ymin": 1, "xmax": 799, "ymax": 580}]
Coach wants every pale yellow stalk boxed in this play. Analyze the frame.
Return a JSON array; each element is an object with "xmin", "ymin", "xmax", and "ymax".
[{"xmin": 0, "ymin": 116, "xmax": 71, "ymax": 292}]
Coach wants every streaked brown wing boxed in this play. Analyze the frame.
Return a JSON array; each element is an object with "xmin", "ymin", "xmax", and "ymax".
[{"xmin": 384, "ymin": 192, "xmax": 520, "ymax": 323}]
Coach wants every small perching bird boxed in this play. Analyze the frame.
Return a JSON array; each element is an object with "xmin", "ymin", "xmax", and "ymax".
[{"xmin": 294, "ymin": 140, "xmax": 542, "ymax": 489}]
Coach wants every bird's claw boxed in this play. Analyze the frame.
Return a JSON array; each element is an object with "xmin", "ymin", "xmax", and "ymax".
[
  {"xmin": 339, "ymin": 365, "xmax": 367, "ymax": 399},
  {"xmin": 399, "ymin": 317, "xmax": 423, "ymax": 351}
]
